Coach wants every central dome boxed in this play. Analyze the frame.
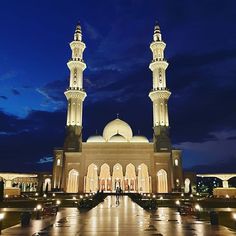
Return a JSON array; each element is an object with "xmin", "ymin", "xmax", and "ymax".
[{"xmin": 103, "ymin": 118, "xmax": 133, "ymax": 142}]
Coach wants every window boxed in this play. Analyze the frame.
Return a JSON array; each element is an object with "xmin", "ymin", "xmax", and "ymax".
[
  {"xmin": 57, "ymin": 159, "xmax": 61, "ymax": 166},
  {"xmin": 174, "ymin": 159, "xmax": 178, "ymax": 166}
]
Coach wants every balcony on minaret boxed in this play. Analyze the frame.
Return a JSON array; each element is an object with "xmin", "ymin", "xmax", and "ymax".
[{"xmin": 151, "ymin": 58, "xmax": 167, "ymax": 63}]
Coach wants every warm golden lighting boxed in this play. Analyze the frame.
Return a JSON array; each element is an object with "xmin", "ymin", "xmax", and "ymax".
[
  {"xmin": 56, "ymin": 200, "xmax": 61, "ymax": 205},
  {"xmin": 0, "ymin": 213, "xmax": 5, "ymax": 220},
  {"xmin": 195, "ymin": 204, "xmax": 200, "ymax": 211},
  {"xmin": 175, "ymin": 200, "xmax": 180, "ymax": 205}
]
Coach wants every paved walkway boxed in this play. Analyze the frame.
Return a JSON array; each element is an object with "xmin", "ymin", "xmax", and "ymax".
[{"xmin": 2, "ymin": 196, "xmax": 236, "ymax": 235}]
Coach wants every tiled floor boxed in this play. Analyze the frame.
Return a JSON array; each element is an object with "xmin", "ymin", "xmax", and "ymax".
[{"xmin": 2, "ymin": 196, "xmax": 236, "ymax": 235}]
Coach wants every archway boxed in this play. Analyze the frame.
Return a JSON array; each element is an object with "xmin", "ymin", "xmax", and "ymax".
[
  {"xmin": 99, "ymin": 164, "xmax": 111, "ymax": 191},
  {"xmin": 184, "ymin": 178, "xmax": 191, "ymax": 193},
  {"xmin": 138, "ymin": 164, "xmax": 150, "ymax": 193},
  {"xmin": 85, "ymin": 164, "xmax": 98, "ymax": 193},
  {"xmin": 67, "ymin": 169, "xmax": 79, "ymax": 193},
  {"xmin": 157, "ymin": 169, "xmax": 168, "ymax": 193},
  {"xmin": 43, "ymin": 178, "xmax": 51, "ymax": 192},
  {"xmin": 125, "ymin": 164, "xmax": 136, "ymax": 192},
  {"xmin": 112, "ymin": 163, "xmax": 123, "ymax": 191}
]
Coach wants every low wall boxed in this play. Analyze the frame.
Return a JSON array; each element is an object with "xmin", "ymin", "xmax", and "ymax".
[
  {"xmin": 4, "ymin": 187, "xmax": 21, "ymax": 196},
  {"xmin": 213, "ymin": 187, "xmax": 236, "ymax": 198}
]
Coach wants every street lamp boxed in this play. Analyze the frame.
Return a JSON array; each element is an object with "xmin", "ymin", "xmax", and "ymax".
[
  {"xmin": 56, "ymin": 200, "xmax": 61, "ymax": 205},
  {"xmin": 232, "ymin": 212, "xmax": 236, "ymax": 227},
  {"xmin": 36, "ymin": 204, "xmax": 42, "ymax": 220},
  {"xmin": 195, "ymin": 204, "xmax": 201, "ymax": 219},
  {"xmin": 195, "ymin": 204, "xmax": 200, "ymax": 211},
  {"xmin": 0, "ymin": 213, "xmax": 5, "ymax": 235},
  {"xmin": 175, "ymin": 200, "xmax": 180, "ymax": 206}
]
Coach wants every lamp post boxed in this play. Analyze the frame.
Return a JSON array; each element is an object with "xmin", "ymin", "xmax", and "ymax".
[
  {"xmin": 195, "ymin": 204, "xmax": 201, "ymax": 219},
  {"xmin": 0, "ymin": 213, "xmax": 5, "ymax": 235},
  {"xmin": 232, "ymin": 213, "xmax": 236, "ymax": 227},
  {"xmin": 36, "ymin": 204, "xmax": 42, "ymax": 220}
]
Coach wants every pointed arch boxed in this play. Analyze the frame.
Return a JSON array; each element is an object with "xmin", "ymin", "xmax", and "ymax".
[
  {"xmin": 85, "ymin": 163, "xmax": 98, "ymax": 193},
  {"xmin": 43, "ymin": 178, "xmax": 52, "ymax": 192},
  {"xmin": 112, "ymin": 163, "xmax": 123, "ymax": 191},
  {"xmin": 67, "ymin": 169, "xmax": 79, "ymax": 193},
  {"xmin": 184, "ymin": 178, "xmax": 191, "ymax": 193},
  {"xmin": 138, "ymin": 163, "xmax": 150, "ymax": 193},
  {"xmin": 157, "ymin": 169, "xmax": 168, "ymax": 193},
  {"xmin": 99, "ymin": 163, "xmax": 111, "ymax": 191},
  {"xmin": 125, "ymin": 163, "xmax": 136, "ymax": 191}
]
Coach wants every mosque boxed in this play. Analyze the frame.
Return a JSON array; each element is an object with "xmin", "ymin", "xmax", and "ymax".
[{"xmin": 52, "ymin": 23, "xmax": 184, "ymax": 193}]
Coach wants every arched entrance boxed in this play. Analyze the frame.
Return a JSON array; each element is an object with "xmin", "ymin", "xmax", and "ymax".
[
  {"xmin": 67, "ymin": 169, "xmax": 79, "ymax": 193},
  {"xmin": 157, "ymin": 169, "xmax": 168, "ymax": 193},
  {"xmin": 184, "ymin": 178, "xmax": 191, "ymax": 193},
  {"xmin": 85, "ymin": 164, "xmax": 98, "ymax": 193},
  {"xmin": 138, "ymin": 163, "xmax": 150, "ymax": 193},
  {"xmin": 99, "ymin": 164, "xmax": 111, "ymax": 191},
  {"xmin": 112, "ymin": 163, "xmax": 123, "ymax": 191},
  {"xmin": 125, "ymin": 164, "xmax": 136, "ymax": 192},
  {"xmin": 43, "ymin": 178, "xmax": 51, "ymax": 192}
]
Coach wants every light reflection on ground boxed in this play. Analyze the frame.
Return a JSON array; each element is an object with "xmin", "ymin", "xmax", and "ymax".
[{"xmin": 34, "ymin": 196, "xmax": 236, "ymax": 236}]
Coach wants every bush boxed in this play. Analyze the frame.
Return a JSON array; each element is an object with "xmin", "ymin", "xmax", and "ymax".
[
  {"xmin": 129, "ymin": 193, "xmax": 158, "ymax": 210},
  {"xmin": 77, "ymin": 193, "xmax": 105, "ymax": 210}
]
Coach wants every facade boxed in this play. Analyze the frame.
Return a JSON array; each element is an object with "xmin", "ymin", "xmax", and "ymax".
[
  {"xmin": 52, "ymin": 23, "xmax": 184, "ymax": 193},
  {"xmin": 0, "ymin": 172, "xmax": 52, "ymax": 196}
]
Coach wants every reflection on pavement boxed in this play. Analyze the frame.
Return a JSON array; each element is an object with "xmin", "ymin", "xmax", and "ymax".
[{"xmin": 34, "ymin": 196, "xmax": 236, "ymax": 236}]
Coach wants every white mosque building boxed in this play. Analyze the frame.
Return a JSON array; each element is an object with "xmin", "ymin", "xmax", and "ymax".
[{"xmin": 52, "ymin": 23, "xmax": 184, "ymax": 193}]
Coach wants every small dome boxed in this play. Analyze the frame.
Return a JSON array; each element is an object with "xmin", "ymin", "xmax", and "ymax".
[
  {"xmin": 109, "ymin": 134, "xmax": 127, "ymax": 143},
  {"xmin": 130, "ymin": 136, "xmax": 149, "ymax": 143},
  {"xmin": 87, "ymin": 135, "xmax": 105, "ymax": 143},
  {"xmin": 103, "ymin": 118, "xmax": 133, "ymax": 142}
]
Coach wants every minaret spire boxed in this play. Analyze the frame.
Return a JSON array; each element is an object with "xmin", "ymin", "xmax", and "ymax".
[
  {"xmin": 153, "ymin": 21, "xmax": 162, "ymax": 41},
  {"xmin": 64, "ymin": 23, "xmax": 87, "ymax": 152},
  {"xmin": 149, "ymin": 23, "xmax": 171, "ymax": 151}
]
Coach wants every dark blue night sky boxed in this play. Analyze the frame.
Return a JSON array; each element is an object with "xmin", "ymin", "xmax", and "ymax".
[{"xmin": 0, "ymin": 0, "xmax": 236, "ymax": 173}]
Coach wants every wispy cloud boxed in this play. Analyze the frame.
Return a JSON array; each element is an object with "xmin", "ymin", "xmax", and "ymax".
[
  {"xmin": 0, "ymin": 71, "xmax": 17, "ymax": 81},
  {"xmin": 84, "ymin": 22, "xmax": 102, "ymax": 40},
  {"xmin": 37, "ymin": 156, "xmax": 53, "ymax": 164},
  {"xmin": 12, "ymin": 88, "xmax": 20, "ymax": 95},
  {"xmin": 0, "ymin": 95, "xmax": 7, "ymax": 100}
]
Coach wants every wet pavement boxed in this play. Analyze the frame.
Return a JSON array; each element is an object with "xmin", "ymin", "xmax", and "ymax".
[{"xmin": 2, "ymin": 196, "xmax": 236, "ymax": 235}]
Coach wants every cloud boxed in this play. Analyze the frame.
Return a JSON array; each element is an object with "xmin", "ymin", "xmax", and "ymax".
[
  {"xmin": 185, "ymin": 156, "xmax": 236, "ymax": 174},
  {"xmin": 35, "ymin": 80, "xmax": 67, "ymax": 110},
  {"xmin": 0, "ymin": 109, "xmax": 66, "ymax": 171},
  {"xmin": 84, "ymin": 22, "xmax": 102, "ymax": 40},
  {"xmin": 12, "ymin": 88, "xmax": 20, "ymax": 95},
  {"xmin": 0, "ymin": 71, "xmax": 17, "ymax": 81},
  {"xmin": 37, "ymin": 156, "xmax": 53, "ymax": 164},
  {"xmin": 0, "ymin": 95, "xmax": 7, "ymax": 100}
]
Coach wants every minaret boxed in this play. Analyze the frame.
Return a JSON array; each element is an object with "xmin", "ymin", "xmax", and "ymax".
[
  {"xmin": 149, "ymin": 23, "xmax": 171, "ymax": 152},
  {"xmin": 64, "ymin": 23, "xmax": 87, "ymax": 152}
]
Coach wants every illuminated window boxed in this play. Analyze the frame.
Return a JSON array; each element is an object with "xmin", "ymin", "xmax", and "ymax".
[
  {"xmin": 57, "ymin": 159, "xmax": 61, "ymax": 166},
  {"xmin": 174, "ymin": 159, "xmax": 178, "ymax": 166}
]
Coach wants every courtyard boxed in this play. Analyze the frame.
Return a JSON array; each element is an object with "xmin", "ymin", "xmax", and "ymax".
[{"xmin": 1, "ymin": 195, "xmax": 236, "ymax": 235}]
